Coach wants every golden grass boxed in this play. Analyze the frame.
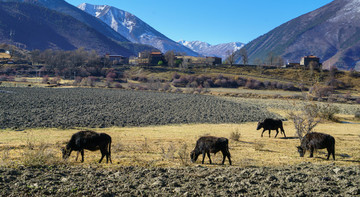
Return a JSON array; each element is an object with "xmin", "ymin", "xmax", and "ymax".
[{"xmin": 0, "ymin": 120, "xmax": 359, "ymax": 168}]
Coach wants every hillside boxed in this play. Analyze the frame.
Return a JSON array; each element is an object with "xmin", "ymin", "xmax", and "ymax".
[
  {"xmin": 79, "ymin": 3, "xmax": 198, "ymax": 56},
  {"xmin": 236, "ymin": 0, "xmax": 360, "ymax": 71},
  {"xmin": 0, "ymin": 2, "xmax": 138, "ymax": 55}
]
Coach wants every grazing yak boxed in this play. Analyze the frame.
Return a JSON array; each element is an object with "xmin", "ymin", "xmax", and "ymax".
[
  {"xmin": 257, "ymin": 118, "xmax": 286, "ymax": 138},
  {"xmin": 190, "ymin": 136, "xmax": 232, "ymax": 165},
  {"xmin": 297, "ymin": 132, "xmax": 335, "ymax": 160},
  {"xmin": 62, "ymin": 130, "xmax": 112, "ymax": 163}
]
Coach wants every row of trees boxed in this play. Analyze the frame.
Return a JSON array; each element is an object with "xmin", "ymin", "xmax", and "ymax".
[
  {"xmin": 29, "ymin": 48, "xmax": 115, "ymax": 78},
  {"xmin": 224, "ymin": 49, "xmax": 285, "ymax": 67}
]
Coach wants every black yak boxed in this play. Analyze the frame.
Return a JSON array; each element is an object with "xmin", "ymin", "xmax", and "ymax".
[
  {"xmin": 257, "ymin": 118, "xmax": 286, "ymax": 138},
  {"xmin": 297, "ymin": 132, "xmax": 335, "ymax": 160},
  {"xmin": 62, "ymin": 130, "xmax": 112, "ymax": 163},
  {"xmin": 190, "ymin": 136, "xmax": 231, "ymax": 165}
]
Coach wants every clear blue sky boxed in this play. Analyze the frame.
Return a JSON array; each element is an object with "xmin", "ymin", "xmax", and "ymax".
[{"xmin": 66, "ymin": 0, "xmax": 333, "ymax": 45}]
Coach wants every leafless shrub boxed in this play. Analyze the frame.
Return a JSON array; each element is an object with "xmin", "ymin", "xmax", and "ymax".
[
  {"xmin": 141, "ymin": 137, "xmax": 151, "ymax": 153},
  {"xmin": 355, "ymin": 111, "xmax": 360, "ymax": 119},
  {"xmin": 42, "ymin": 75, "xmax": 49, "ymax": 84},
  {"xmin": 160, "ymin": 144, "xmax": 176, "ymax": 161},
  {"xmin": 1, "ymin": 146, "xmax": 11, "ymax": 162},
  {"xmin": 309, "ymin": 84, "xmax": 334, "ymax": 98},
  {"xmin": 318, "ymin": 104, "xmax": 340, "ymax": 122},
  {"xmin": 22, "ymin": 142, "xmax": 57, "ymax": 167},
  {"xmin": 288, "ymin": 103, "xmax": 321, "ymax": 140},
  {"xmin": 114, "ymin": 83, "xmax": 122, "ymax": 89},
  {"xmin": 230, "ymin": 129, "xmax": 241, "ymax": 141},
  {"xmin": 50, "ymin": 76, "xmax": 61, "ymax": 85},
  {"xmin": 178, "ymin": 143, "xmax": 190, "ymax": 166},
  {"xmin": 254, "ymin": 141, "xmax": 265, "ymax": 151}
]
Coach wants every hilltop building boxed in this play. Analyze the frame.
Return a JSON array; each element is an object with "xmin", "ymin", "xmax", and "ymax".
[
  {"xmin": 300, "ymin": 55, "xmax": 321, "ymax": 68},
  {"xmin": 105, "ymin": 54, "xmax": 129, "ymax": 65},
  {"xmin": 130, "ymin": 51, "xmax": 164, "ymax": 65}
]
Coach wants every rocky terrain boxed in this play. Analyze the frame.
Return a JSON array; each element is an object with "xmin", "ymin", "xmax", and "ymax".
[{"xmin": 0, "ymin": 163, "xmax": 358, "ymax": 196}]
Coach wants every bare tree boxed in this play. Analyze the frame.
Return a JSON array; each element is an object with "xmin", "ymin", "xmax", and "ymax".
[
  {"xmin": 274, "ymin": 56, "xmax": 284, "ymax": 67},
  {"xmin": 164, "ymin": 50, "xmax": 175, "ymax": 67},
  {"xmin": 225, "ymin": 50, "xmax": 236, "ymax": 67},
  {"xmin": 254, "ymin": 58, "xmax": 263, "ymax": 66},
  {"xmin": 239, "ymin": 48, "xmax": 248, "ymax": 65},
  {"xmin": 288, "ymin": 103, "xmax": 321, "ymax": 140},
  {"xmin": 266, "ymin": 51, "xmax": 275, "ymax": 66}
]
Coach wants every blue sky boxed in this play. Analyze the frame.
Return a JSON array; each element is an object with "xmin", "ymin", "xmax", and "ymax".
[{"xmin": 66, "ymin": 0, "xmax": 333, "ymax": 45}]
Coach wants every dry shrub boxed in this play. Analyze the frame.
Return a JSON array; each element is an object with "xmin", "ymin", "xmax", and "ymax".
[
  {"xmin": 288, "ymin": 103, "xmax": 321, "ymax": 140},
  {"xmin": 1, "ymin": 146, "xmax": 11, "ymax": 163},
  {"xmin": 355, "ymin": 111, "xmax": 360, "ymax": 119},
  {"xmin": 254, "ymin": 141, "xmax": 265, "ymax": 151},
  {"xmin": 160, "ymin": 144, "xmax": 176, "ymax": 161},
  {"xmin": 141, "ymin": 137, "xmax": 151, "ymax": 153},
  {"xmin": 230, "ymin": 130, "xmax": 241, "ymax": 141},
  {"xmin": 178, "ymin": 143, "xmax": 190, "ymax": 166},
  {"xmin": 318, "ymin": 104, "xmax": 340, "ymax": 122},
  {"xmin": 309, "ymin": 84, "xmax": 333, "ymax": 98},
  {"xmin": 22, "ymin": 142, "xmax": 58, "ymax": 167}
]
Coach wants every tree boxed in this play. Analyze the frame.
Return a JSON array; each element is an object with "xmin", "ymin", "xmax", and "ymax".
[
  {"xmin": 225, "ymin": 50, "xmax": 236, "ymax": 67},
  {"xmin": 239, "ymin": 48, "xmax": 248, "ymax": 65},
  {"xmin": 30, "ymin": 49, "xmax": 41, "ymax": 65},
  {"xmin": 288, "ymin": 103, "xmax": 321, "ymax": 140},
  {"xmin": 164, "ymin": 50, "xmax": 175, "ymax": 67},
  {"xmin": 254, "ymin": 58, "xmax": 263, "ymax": 66},
  {"xmin": 274, "ymin": 56, "xmax": 284, "ymax": 67},
  {"xmin": 266, "ymin": 51, "xmax": 275, "ymax": 66},
  {"xmin": 309, "ymin": 61, "xmax": 318, "ymax": 83}
]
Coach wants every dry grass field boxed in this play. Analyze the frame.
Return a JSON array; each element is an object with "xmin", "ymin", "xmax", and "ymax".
[{"xmin": 1, "ymin": 120, "xmax": 359, "ymax": 168}]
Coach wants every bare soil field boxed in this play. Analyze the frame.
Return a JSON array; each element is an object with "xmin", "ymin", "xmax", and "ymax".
[
  {"xmin": 0, "ymin": 87, "xmax": 278, "ymax": 129},
  {"xmin": 0, "ymin": 163, "xmax": 359, "ymax": 196}
]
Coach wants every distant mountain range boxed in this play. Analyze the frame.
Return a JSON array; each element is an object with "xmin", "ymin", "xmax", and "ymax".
[
  {"xmin": 0, "ymin": 0, "xmax": 155, "ymax": 56},
  {"xmin": 78, "ymin": 3, "xmax": 198, "ymax": 56},
  {"xmin": 236, "ymin": 0, "xmax": 360, "ymax": 70},
  {"xmin": 178, "ymin": 40, "xmax": 244, "ymax": 60}
]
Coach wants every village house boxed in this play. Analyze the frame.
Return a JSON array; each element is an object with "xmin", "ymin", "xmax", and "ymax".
[
  {"xmin": 300, "ymin": 55, "xmax": 321, "ymax": 69},
  {"xmin": 130, "ymin": 51, "xmax": 164, "ymax": 65},
  {"xmin": 286, "ymin": 55, "xmax": 322, "ymax": 69},
  {"xmin": 105, "ymin": 54, "xmax": 129, "ymax": 65}
]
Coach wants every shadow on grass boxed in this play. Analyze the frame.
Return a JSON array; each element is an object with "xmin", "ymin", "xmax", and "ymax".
[
  {"xmin": 238, "ymin": 140, "xmax": 255, "ymax": 144},
  {"xmin": 279, "ymin": 136, "xmax": 299, "ymax": 140},
  {"xmin": 259, "ymin": 149, "xmax": 278, "ymax": 153}
]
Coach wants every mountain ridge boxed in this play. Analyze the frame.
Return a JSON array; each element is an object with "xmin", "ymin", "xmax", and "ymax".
[
  {"xmin": 236, "ymin": 0, "xmax": 360, "ymax": 70},
  {"xmin": 78, "ymin": 3, "xmax": 199, "ymax": 56},
  {"xmin": 0, "ymin": 2, "xmax": 136, "ymax": 55},
  {"xmin": 0, "ymin": 0, "xmax": 156, "ymax": 56}
]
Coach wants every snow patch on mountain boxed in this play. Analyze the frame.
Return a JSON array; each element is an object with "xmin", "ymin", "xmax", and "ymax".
[{"xmin": 178, "ymin": 40, "xmax": 244, "ymax": 59}]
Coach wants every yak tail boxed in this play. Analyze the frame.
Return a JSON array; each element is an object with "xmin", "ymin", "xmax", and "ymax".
[
  {"xmin": 108, "ymin": 138, "xmax": 112, "ymax": 163},
  {"xmin": 226, "ymin": 139, "xmax": 231, "ymax": 157}
]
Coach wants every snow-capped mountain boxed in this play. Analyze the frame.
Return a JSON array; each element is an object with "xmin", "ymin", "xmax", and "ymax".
[
  {"xmin": 178, "ymin": 41, "xmax": 244, "ymax": 59},
  {"xmin": 78, "ymin": 3, "xmax": 198, "ymax": 56}
]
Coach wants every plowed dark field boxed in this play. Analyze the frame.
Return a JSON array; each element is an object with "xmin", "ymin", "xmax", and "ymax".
[
  {"xmin": 0, "ymin": 163, "xmax": 359, "ymax": 196},
  {"xmin": 0, "ymin": 87, "xmax": 278, "ymax": 129}
]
